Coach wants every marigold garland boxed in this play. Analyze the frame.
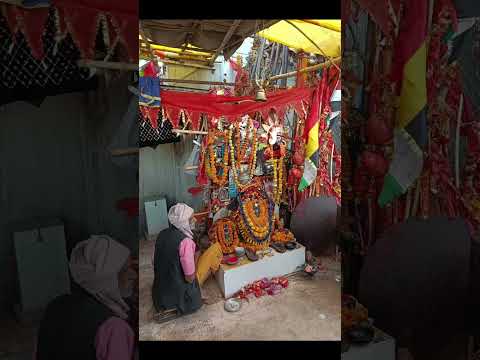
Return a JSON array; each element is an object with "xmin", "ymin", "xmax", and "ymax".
[
  {"xmin": 208, "ymin": 218, "xmax": 240, "ymax": 254},
  {"xmin": 235, "ymin": 188, "xmax": 273, "ymax": 252},
  {"xmin": 205, "ymin": 129, "xmax": 230, "ymax": 186},
  {"xmin": 228, "ymin": 122, "xmax": 257, "ymax": 190},
  {"xmin": 271, "ymin": 228, "xmax": 295, "ymax": 243},
  {"xmin": 270, "ymin": 157, "xmax": 284, "ymax": 205}
]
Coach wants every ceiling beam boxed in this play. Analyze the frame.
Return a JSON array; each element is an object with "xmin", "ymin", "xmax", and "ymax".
[{"xmin": 208, "ymin": 20, "xmax": 242, "ymax": 66}]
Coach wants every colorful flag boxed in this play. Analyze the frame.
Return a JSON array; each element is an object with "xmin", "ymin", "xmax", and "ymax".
[
  {"xmin": 298, "ymin": 77, "xmax": 324, "ymax": 192},
  {"xmin": 378, "ymin": 0, "xmax": 428, "ymax": 207},
  {"xmin": 327, "ymin": 78, "xmax": 341, "ymax": 151}
]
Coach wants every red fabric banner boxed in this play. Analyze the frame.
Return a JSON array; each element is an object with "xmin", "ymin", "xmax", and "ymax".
[
  {"xmin": 356, "ymin": 0, "xmax": 400, "ymax": 35},
  {"xmin": 157, "ymin": 87, "xmax": 315, "ymax": 130},
  {"xmin": 1, "ymin": 0, "xmax": 137, "ymax": 61},
  {"xmin": 2, "ymin": 5, "xmax": 49, "ymax": 59}
]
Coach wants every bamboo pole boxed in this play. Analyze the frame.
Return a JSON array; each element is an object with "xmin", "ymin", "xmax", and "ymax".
[
  {"xmin": 77, "ymin": 60, "xmax": 138, "ymax": 71},
  {"xmin": 161, "ymin": 58, "xmax": 216, "ymax": 70},
  {"xmin": 193, "ymin": 211, "xmax": 209, "ymax": 217},
  {"xmin": 160, "ymin": 78, "xmax": 234, "ymax": 86},
  {"xmin": 139, "ymin": 48, "xmax": 213, "ymax": 63},
  {"xmin": 268, "ymin": 57, "xmax": 341, "ymax": 82},
  {"xmin": 110, "ymin": 148, "xmax": 139, "ymax": 156},
  {"xmin": 208, "ymin": 20, "xmax": 242, "ymax": 66}
]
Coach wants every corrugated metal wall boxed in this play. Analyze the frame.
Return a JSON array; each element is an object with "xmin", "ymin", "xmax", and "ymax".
[
  {"xmin": 139, "ymin": 59, "xmax": 236, "ymax": 234},
  {"xmin": 0, "ymin": 74, "xmax": 138, "ymax": 308}
]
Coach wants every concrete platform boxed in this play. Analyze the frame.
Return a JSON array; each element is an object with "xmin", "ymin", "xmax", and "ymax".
[{"xmin": 216, "ymin": 244, "xmax": 306, "ymax": 298}]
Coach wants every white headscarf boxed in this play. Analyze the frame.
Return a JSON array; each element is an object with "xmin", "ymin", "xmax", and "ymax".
[
  {"xmin": 69, "ymin": 235, "xmax": 130, "ymax": 319},
  {"xmin": 168, "ymin": 203, "xmax": 194, "ymax": 238}
]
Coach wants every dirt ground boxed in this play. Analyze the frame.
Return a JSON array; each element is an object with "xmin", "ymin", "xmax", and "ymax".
[{"xmin": 139, "ymin": 238, "xmax": 341, "ymax": 341}]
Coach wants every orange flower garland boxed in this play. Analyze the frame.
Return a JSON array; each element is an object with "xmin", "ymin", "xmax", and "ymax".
[
  {"xmin": 228, "ymin": 122, "xmax": 257, "ymax": 190},
  {"xmin": 205, "ymin": 129, "xmax": 230, "ymax": 186},
  {"xmin": 271, "ymin": 228, "xmax": 295, "ymax": 243},
  {"xmin": 234, "ymin": 188, "xmax": 273, "ymax": 252},
  {"xmin": 208, "ymin": 218, "xmax": 240, "ymax": 254},
  {"xmin": 235, "ymin": 118, "xmax": 255, "ymax": 163},
  {"xmin": 270, "ymin": 157, "xmax": 284, "ymax": 205}
]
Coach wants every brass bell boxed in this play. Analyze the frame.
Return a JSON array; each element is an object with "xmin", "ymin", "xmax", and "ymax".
[
  {"xmin": 255, "ymin": 87, "xmax": 267, "ymax": 102},
  {"xmin": 254, "ymin": 79, "xmax": 267, "ymax": 102}
]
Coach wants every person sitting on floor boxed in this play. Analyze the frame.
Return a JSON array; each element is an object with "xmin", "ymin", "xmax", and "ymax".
[
  {"xmin": 35, "ymin": 235, "xmax": 137, "ymax": 360},
  {"xmin": 152, "ymin": 203, "xmax": 223, "ymax": 322}
]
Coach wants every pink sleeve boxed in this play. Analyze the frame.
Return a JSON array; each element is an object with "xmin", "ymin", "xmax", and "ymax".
[
  {"xmin": 95, "ymin": 317, "xmax": 135, "ymax": 360},
  {"xmin": 179, "ymin": 237, "xmax": 196, "ymax": 276}
]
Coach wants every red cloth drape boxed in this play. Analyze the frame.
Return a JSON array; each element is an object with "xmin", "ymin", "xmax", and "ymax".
[
  {"xmin": 154, "ymin": 87, "xmax": 314, "ymax": 130},
  {"xmin": 355, "ymin": 0, "xmax": 400, "ymax": 35}
]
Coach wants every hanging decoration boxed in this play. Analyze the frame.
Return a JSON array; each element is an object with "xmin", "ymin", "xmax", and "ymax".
[
  {"xmin": 0, "ymin": 0, "xmax": 138, "ymax": 62},
  {"xmin": 145, "ymin": 86, "xmax": 313, "ymax": 130}
]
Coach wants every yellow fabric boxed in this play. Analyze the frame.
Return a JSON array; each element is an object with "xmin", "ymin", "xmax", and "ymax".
[
  {"xmin": 196, "ymin": 242, "xmax": 223, "ymax": 286},
  {"xmin": 258, "ymin": 20, "xmax": 341, "ymax": 57},
  {"xmin": 396, "ymin": 42, "xmax": 428, "ymax": 129},
  {"xmin": 305, "ymin": 121, "xmax": 320, "ymax": 159}
]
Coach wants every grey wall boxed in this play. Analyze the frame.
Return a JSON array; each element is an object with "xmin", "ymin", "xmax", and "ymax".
[
  {"xmin": 139, "ymin": 138, "xmax": 204, "ymax": 235},
  {"xmin": 0, "ymin": 74, "xmax": 138, "ymax": 308}
]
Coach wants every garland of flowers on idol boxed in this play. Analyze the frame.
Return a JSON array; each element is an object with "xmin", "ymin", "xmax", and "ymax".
[
  {"xmin": 235, "ymin": 118, "xmax": 255, "ymax": 162},
  {"xmin": 228, "ymin": 121, "xmax": 257, "ymax": 190},
  {"xmin": 208, "ymin": 218, "xmax": 240, "ymax": 254},
  {"xmin": 235, "ymin": 187, "xmax": 274, "ymax": 251},
  {"xmin": 205, "ymin": 129, "xmax": 230, "ymax": 186},
  {"xmin": 270, "ymin": 153, "xmax": 284, "ymax": 205}
]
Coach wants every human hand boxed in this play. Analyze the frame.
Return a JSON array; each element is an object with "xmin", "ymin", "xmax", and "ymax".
[{"xmin": 185, "ymin": 274, "xmax": 195, "ymax": 283}]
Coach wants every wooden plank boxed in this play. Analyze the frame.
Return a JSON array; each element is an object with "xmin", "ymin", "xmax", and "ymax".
[{"xmin": 208, "ymin": 20, "xmax": 242, "ymax": 66}]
